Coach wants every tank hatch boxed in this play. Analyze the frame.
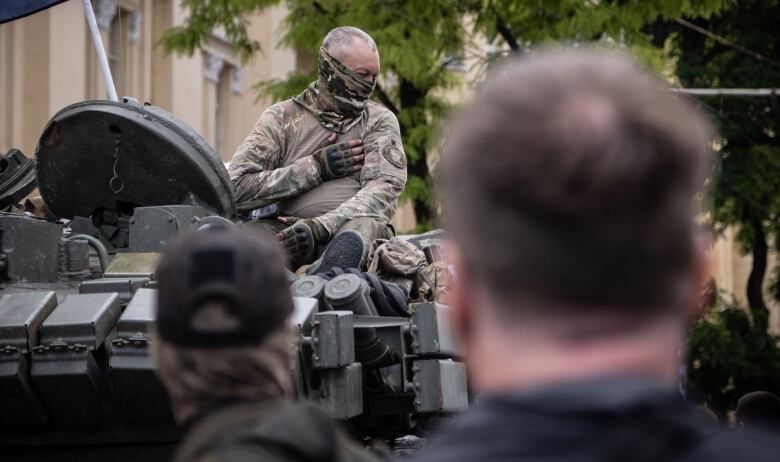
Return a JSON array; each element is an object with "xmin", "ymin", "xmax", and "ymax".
[{"xmin": 34, "ymin": 98, "xmax": 236, "ymax": 220}]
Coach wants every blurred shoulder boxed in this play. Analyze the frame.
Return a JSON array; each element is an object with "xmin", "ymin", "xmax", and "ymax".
[{"xmin": 689, "ymin": 428, "xmax": 780, "ymax": 461}]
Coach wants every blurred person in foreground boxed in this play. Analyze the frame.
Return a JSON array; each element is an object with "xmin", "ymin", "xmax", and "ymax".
[
  {"xmin": 413, "ymin": 49, "xmax": 780, "ymax": 462},
  {"xmin": 737, "ymin": 391, "xmax": 780, "ymax": 431},
  {"xmin": 152, "ymin": 226, "xmax": 377, "ymax": 462}
]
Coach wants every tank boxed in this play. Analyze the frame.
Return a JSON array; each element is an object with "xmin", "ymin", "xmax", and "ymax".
[{"xmin": 0, "ymin": 98, "xmax": 467, "ymax": 461}]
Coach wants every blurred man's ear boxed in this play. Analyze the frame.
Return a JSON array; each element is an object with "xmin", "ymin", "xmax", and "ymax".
[
  {"xmin": 687, "ymin": 240, "xmax": 713, "ymax": 324},
  {"xmin": 447, "ymin": 245, "xmax": 474, "ymax": 348}
]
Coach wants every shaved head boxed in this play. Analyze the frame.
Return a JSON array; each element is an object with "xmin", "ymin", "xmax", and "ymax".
[
  {"xmin": 323, "ymin": 26, "xmax": 377, "ymax": 56},
  {"xmin": 322, "ymin": 26, "xmax": 380, "ymax": 83}
]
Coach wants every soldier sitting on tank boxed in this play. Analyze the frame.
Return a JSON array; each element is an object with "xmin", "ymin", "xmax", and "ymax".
[
  {"xmin": 152, "ymin": 226, "xmax": 378, "ymax": 462},
  {"xmin": 228, "ymin": 26, "xmax": 406, "ymax": 272}
]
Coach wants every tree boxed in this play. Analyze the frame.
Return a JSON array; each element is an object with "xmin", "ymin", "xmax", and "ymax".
[
  {"xmin": 688, "ymin": 300, "xmax": 780, "ymax": 415},
  {"xmin": 648, "ymin": 0, "xmax": 780, "ymax": 414},
  {"xmin": 163, "ymin": 0, "xmax": 729, "ymax": 230},
  {"xmin": 673, "ymin": 0, "xmax": 780, "ymax": 332}
]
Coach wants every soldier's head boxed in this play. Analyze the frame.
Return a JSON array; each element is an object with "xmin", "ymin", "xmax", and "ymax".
[
  {"xmin": 151, "ymin": 226, "xmax": 294, "ymax": 424},
  {"xmin": 313, "ymin": 27, "xmax": 379, "ymax": 117},
  {"xmin": 322, "ymin": 26, "xmax": 380, "ymax": 83},
  {"xmin": 440, "ymin": 49, "xmax": 713, "ymax": 392}
]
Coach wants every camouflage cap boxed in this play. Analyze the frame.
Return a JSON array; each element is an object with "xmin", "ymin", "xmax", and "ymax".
[{"xmin": 155, "ymin": 226, "xmax": 292, "ymax": 348}]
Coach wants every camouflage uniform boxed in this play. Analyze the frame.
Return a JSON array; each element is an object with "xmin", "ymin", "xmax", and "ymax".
[{"xmin": 228, "ymin": 47, "xmax": 407, "ymax": 245}]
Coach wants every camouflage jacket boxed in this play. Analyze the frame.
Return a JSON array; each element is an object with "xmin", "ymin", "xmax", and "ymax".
[{"xmin": 228, "ymin": 100, "xmax": 407, "ymax": 235}]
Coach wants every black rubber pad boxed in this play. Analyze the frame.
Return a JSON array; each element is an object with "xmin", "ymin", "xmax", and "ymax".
[{"xmin": 313, "ymin": 230, "xmax": 364, "ymax": 274}]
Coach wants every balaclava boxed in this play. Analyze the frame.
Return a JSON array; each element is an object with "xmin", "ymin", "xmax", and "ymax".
[{"xmin": 294, "ymin": 47, "xmax": 377, "ymax": 133}]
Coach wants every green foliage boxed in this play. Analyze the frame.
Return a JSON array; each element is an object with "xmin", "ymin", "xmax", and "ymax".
[
  {"xmin": 675, "ymin": 0, "xmax": 780, "ymax": 317},
  {"xmin": 712, "ymin": 145, "xmax": 780, "ymax": 248},
  {"xmin": 463, "ymin": 0, "xmax": 731, "ymax": 78},
  {"xmin": 469, "ymin": 0, "xmax": 729, "ymax": 45},
  {"xmin": 688, "ymin": 299, "xmax": 780, "ymax": 414},
  {"xmin": 158, "ymin": 0, "xmax": 279, "ymax": 63}
]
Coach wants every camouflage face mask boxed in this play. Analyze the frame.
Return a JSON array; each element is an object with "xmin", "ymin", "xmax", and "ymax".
[
  {"xmin": 294, "ymin": 47, "xmax": 377, "ymax": 133},
  {"xmin": 319, "ymin": 47, "xmax": 376, "ymax": 106}
]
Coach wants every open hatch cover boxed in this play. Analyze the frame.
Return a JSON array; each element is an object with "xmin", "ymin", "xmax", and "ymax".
[{"xmin": 35, "ymin": 98, "xmax": 236, "ymax": 219}]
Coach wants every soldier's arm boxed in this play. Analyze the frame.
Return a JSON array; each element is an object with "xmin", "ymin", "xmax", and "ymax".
[
  {"xmin": 228, "ymin": 105, "xmax": 322, "ymax": 212},
  {"xmin": 314, "ymin": 112, "xmax": 407, "ymax": 235}
]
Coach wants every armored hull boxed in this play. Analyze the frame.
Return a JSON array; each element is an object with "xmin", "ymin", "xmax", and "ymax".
[{"xmin": 0, "ymin": 98, "xmax": 467, "ymax": 460}]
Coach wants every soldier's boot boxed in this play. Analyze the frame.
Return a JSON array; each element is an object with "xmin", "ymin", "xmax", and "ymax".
[
  {"xmin": 309, "ymin": 217, "xmax": 393, "ymax": 274},
  {"xmin": 310, "ymin": 230, "xmax": 364, "ymax": 274}
]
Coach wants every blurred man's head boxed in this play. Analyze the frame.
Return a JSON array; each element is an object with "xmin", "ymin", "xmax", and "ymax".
[
  {"xmin": 737, "ymin": 391, "xmax": 780, "ymax": 429},
  {"xmin": 441, "ymin": 49, "xmax": 713, "ymax": 393},
  {"xmin": 152, "ymin": 226, "xmax": 294, "ymax": 424}
]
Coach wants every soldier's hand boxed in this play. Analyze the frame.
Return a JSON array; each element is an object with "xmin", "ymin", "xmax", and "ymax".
[
  {"xmin": 277, "ymin": 217, "xmax": 330, "ymax": 268},
  {"xmin": 313, "ymin": 135, "xmax": 364, "ymax": 180}
]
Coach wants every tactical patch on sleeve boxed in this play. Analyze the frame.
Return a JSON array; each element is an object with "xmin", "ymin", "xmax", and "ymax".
[{"xmin": 382, "ymin": 145, "xmax": 406, "ymax": 169}]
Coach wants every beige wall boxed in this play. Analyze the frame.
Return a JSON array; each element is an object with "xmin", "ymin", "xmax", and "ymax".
[{"xmin": 1, "ymin": 1, "xmax": 70, "ymax": 154}]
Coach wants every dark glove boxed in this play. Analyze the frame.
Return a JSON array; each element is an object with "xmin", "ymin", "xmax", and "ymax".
[
  {"xmin": 313, "ymin": 139, "xmax": 364, "ymax": 180},
  {"xmin": 278, "ymin": 218, "xmax": 330, "ymax": 268}
]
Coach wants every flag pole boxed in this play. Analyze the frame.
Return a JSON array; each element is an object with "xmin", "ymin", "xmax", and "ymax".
[{"xmin": 82, "ymin": 0, "xmax": 118, "ymax": 102}]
